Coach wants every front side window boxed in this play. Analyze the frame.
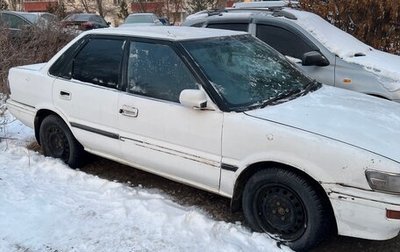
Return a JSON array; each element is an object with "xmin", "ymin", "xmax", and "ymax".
[
  {"xmin": 256, "ymin": 24, "xmax": 314, "ymax": 59},
  {"xmin": 207, "ymin": 23, "xmax": 249, "ymax": 32},
  {"xmin": 73, "ymin": 38, "xmax": 124, "ymax": 88},
  {"xmin": 127, "ymin": 41, "xmax": 197, "ymax": 103},
  {"xmin": 182, "ymin": 35, "xmax": 319, "ymax": 111}
]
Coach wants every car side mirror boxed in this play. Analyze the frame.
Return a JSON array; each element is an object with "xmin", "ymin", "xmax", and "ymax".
[
  {"xmin": 302, "ymin": 51, "xmax": 330, "ymax": 67},
  {"xmin": 107, "ymin": 22, "xmax": 111, "ymax": 26},
  {"xmin": 179, "ymin": 89, "xmax": 207, "ymax": 109}
]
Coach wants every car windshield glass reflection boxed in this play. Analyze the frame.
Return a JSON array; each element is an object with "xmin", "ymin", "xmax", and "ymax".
[{"xmin": 182, "ymin": 35, "xmax": 320, "ymax": 111}]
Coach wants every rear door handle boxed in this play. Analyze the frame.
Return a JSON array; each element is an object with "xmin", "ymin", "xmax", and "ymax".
[
  {"xmin": 119, "ymin": 105, "xmax": 138, "ymax": 118},
  {"xmin": 59, "ymin": 90, "xmax": 71, "ymax": 100}
]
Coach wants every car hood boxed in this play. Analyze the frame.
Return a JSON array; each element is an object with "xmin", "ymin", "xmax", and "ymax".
[
  {"xmin": 345, "ymin": 49, "xmax": 400, "ymax": 92},
  {"xmin": 245, "ymin": 86, "xmax": 400, "ymax": 163}
]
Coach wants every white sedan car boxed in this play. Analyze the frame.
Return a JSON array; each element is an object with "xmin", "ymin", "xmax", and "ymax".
[{"xmin": 6, "ymin": 27, "xmax": 400, "ymax": 251}]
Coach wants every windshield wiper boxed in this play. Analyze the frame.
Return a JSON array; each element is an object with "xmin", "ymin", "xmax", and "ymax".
[
  {"xmin": 259, "ymin": 88, "xmax": 303, "ymax": 108},
  {"xmin": 258, "ymin": 81, "xmax": 321, "ymax": 109}
]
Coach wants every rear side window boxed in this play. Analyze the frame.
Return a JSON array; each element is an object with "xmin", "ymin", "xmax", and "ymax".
[
  {"xmin": 207, "ymin": 23, "xmax": 249, "ymax": 32},
  {"xmin": 256, "ymin": 24, "xmax": 314, "ymax": 59},
  {"xmin": 73, "ymin": 38, "xmax": 124, "ymax": 89}
]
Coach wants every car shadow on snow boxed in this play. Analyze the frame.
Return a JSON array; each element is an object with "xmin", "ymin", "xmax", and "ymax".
[{"xmin": 26, "ymin": 141, "xmax": 400, "ymax": 252}]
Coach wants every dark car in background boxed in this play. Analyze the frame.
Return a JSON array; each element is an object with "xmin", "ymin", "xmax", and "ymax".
[
  {"xmin": 17, "ymin": 12, "xmax": 57, "ymax": 27},
  {"xmin": 61, "ymin": 13, "xmax": 109, "ymax": 31},
  {"xmin": 0, "ymin": 11, "xmax": 58, "ymax": 31},
  {"xmin": 0, "ymin": 11, "xmax": 33, "ymax": 30}
]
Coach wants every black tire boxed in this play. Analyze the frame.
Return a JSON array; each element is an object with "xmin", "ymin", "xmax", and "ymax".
[
  {"xmin": 39, "ymin": 115, "xmax": 85, "ymax": 168},
  {"xmin": 242, "ymin": 168, "xmax": 333, "ymax": 251}
]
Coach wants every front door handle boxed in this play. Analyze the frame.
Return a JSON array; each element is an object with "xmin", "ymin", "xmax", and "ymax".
[
  {"xmin": 59, "ymin": 90, "xmax": 71, "ymax": 100},
  {"xmin": 119, "ymin": 105, "xmax": 138, "ymax": 118}
]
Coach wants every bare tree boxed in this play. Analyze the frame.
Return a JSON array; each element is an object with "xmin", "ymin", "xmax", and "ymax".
[
  {"xmin": 0, "ymin": 0, "xmax": 7, "ymax": 10},
  {"xmin": 187, "ymin": 0, "xmax": 217, "ymax": 14},
  {"xmin": 79, "ymin": 0, "xmax": 90, "ymax": 13},
  {"xmin": 300, "ymin": 0, "xmax": 400, "ymax": 54},
  {"xmin": 95, "ymin": 0, "xmax": 104, "ymax": 17},
  {"xmin": 118, "ymin": 0, "xmax": 129, "ymax": 19},
  {"xmin": 8, "ymin": 0, "xmax": 21, "ymax": 11}
]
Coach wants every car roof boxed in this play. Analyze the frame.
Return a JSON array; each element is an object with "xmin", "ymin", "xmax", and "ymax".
[{"xmin": 95, "ymin": 26, "xmax": 246, "ymax": 41}]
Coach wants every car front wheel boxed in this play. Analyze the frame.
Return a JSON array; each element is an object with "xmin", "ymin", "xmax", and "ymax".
[
  {"xmin": 39, "ymin": 115, "xmax": 84, "ymax": 168},
  {"xmin": 242, "ymin": 168, "xmax": 334, "ymax": 251}
]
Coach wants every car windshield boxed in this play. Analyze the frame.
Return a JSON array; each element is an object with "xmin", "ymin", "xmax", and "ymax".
[
  {"xmin": 125, "ymin": 15, "xmax": 154, "ymax": 23},
  {"xmin": 182, "ymin": 35, "xmax": 319, "ymax": 111}
]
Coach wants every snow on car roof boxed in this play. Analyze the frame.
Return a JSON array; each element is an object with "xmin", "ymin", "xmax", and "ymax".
[
  {"xmin": 85, "ymin": 26, "xmax": 247, "ymax": 41},
  {"xmin": 284, "ymin": 8, "xmax": 371, "ymax": 58}
]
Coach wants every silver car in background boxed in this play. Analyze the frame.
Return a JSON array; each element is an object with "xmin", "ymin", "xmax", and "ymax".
[
  {"xmin": 119, "ymin": 13, "xmax": 163, "ymax": 27},
  {"xmin": 184, "ymin": 7, "xmax": 400, "ymax": 101}
]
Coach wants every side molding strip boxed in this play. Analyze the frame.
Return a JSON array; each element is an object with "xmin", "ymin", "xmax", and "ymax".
[
  {"xmin": 221, "ymin": 163, "xmax": 238, "ymax": 172},
  {"xmin": 70, "ymin": 122, "xmax": 119, "ymax": 139}
]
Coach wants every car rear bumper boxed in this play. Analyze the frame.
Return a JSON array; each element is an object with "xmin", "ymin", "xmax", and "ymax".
[{"xmin": 6, "ymin": 99, "xmax": 36, "ymax": 129}]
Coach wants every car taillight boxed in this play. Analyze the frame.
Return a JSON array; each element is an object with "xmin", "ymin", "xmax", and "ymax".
[{"xmin": 81, "ymin": 22, "xmax": 95, "ymax": 30}]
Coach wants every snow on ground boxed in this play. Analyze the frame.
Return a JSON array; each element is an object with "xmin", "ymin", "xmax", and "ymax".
[{"xmin": 0, "ymin": 108, "xmax": 286, "ymax": 252}]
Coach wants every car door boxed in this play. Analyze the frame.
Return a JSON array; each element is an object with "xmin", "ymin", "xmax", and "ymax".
[
  {"xmin": 118, "ymin": 39, "xmax": 223, "ymax": 191},
  {"xmin": 255, "ymin": 23, "xmax": 335, "ymax": 86},
  {"xmin": 52, "ymin": 36, "xmax": 125, "ymax": 158}
]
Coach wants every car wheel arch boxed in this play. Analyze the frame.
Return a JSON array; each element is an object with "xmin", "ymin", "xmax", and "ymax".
[
  {"xmin": 230, "ymin": 161, "xmax": 337, "ymax": 232},
  {"xmin": 366, "ymin": 93, "xmax": 390, "ymax": 100},
  {"xmin": 34, "ymin": 109, "xmax": 71, "ymax": 145}
]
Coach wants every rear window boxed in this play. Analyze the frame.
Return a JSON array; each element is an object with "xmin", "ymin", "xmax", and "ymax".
[
  {"xmin": 125, "ymin": 15, "xmax": 154, "ymax": 24},
  {"xmin": 207, "ymin": 23, "xmax": 249, "ymax": 32}
]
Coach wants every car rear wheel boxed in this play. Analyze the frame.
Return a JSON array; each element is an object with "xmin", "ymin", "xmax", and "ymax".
[
  {"xmin": 39, "ymin": 115, "xmax": 84, "ymax": 168},
  {"xmin": 242, "ymin": 168, "xmax": 333, "ymax": 251}
]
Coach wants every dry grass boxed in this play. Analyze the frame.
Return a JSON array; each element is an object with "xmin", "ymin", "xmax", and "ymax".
[
  {"xmin": 0, "ymin": 26, "xmax": 74, "ymax": 94},
  {"xmin": 300, "ymin": 0, "xmax": 400, "ymax": 54}
]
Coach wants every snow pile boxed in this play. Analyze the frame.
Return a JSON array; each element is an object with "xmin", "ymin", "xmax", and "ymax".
[
  {"xmin": 0, "ymin": 109, "xmax": 286, "ymax": 252},
  {"xmin": 286, "ymin": 8, "xmax": 400, "ymax": 92}
]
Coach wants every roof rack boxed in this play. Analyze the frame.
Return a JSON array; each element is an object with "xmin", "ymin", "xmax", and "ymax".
[
  {"xmin": 204, "ymin": 7, "xmax": 297, "ymax": 20},
  {"xmin": 233, "ymin": 1, "xmax": 299, "ymax": 9}
]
